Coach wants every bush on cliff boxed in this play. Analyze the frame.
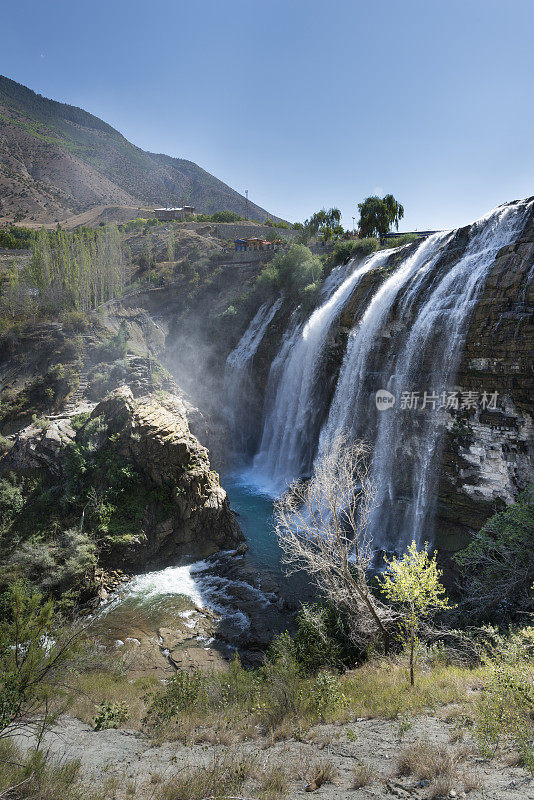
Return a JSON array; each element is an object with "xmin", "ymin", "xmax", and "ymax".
[
  {"xmin": 454, "ymin": 486, "xmax": 534, "ymax": 620},
  {"xmin": 330, "ymin": 237, "xmax": 379, "ymax": 266},
  {"xmin": 254, "ymin": 243, "xmax": 323, "ymax": 301},
  {"xmin": 0, "ymin": 412, "xmax": 173, "ymax": 595}
]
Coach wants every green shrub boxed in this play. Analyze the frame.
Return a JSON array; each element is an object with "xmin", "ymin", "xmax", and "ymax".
[
  {"xmin": 94, "ymin": 701, "xmax": 129, "ymax": 730},
  {"xmin": 455, "ymin": 487, "xmax": 534, "ymax": 618},
  {"xmin": 0, "ymin": 476, "xmax": 25, "ymax": 521},
  {"xmin": 309, "ymin": 671, "xmax": 347, "ymax": 720},
  {"xmin": 475, "ymin": 659, "xmax": 534, "ymax": 772},
  {"xmin": 98, "ymin": 320, "xmax": 130, "ymax": 362},
  {"xmin": 0, "ymin": 434, "xmax": 13, "ymax": 454},
  {"xmin": 47, "ymin": 362, "xmax": 67, "ymax": 381},
  {"xmin": 146, "ymin": 670, "xmax": 209, "ymax": 725},
  {"xmin": 255, "ymin": 265, "xmax": 281, "ymax": 298},
  {"xmin": 61, "ymin": 310, "xmax": 90, "ymax": 331},
  {"xmin": 381, "ymin": 233, "xmax": 418, "ymax": 249},
  {"xmin": 7, "ymin": 528, "xmax": 97, "ymax": 593},
  {"xmin": 331, "ymin": 237, "xmax": 379, "ymax": 266}
]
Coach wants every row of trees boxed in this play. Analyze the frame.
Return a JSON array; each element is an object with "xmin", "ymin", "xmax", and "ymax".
[
  {"xmin": 2, "ymin": 225, "xmax": 126, "ymax": 320},
  {"xmin": 299, "ymin": 195, "xmax": 405, "ymax": 243}
]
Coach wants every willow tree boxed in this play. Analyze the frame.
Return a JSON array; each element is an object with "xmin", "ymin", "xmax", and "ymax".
[
  {"xmin": 304, "ymin": 208, "xmax": 343, "ymax": 241},
  {"xmin": 357, "ymin": 194, "xmax": 404, "ymax": 239}
]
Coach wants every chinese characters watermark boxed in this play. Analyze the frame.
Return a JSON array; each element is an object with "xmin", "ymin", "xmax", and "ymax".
[{"xmin": 375, "ymin": 389, "xmax": 499, "ymax": 411}]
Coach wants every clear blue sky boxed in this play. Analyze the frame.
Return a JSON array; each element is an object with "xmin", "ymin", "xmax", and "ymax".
[{"xmin": 2, "ymin": 0, "xmax": 533, "ymax": 230}]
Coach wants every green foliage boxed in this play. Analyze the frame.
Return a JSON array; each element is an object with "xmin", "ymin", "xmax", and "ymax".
[
  {"xmin": 0, "ymin": 476, "xmax": 25, "ymax": 521},
  {"xmin": 254, "ymin": 265, "xmax": 281, "ymax": 298},
  {"xmin": 0, "ymin": 411, "xmax": 174, "ymax": 593},
  {"xmin": 331, "ymin": 237, "xmax": 379, "ymax": 266},
  {"xmin": 381, "ymin": 233, "xmax": 418, "ymax": 249},
  {"xmin": 303, "ymin": 208, "xmax": 343, "ymax": 241},
  {"xmin": 475, "ymin": 656, "xmax": 534, "ymax": 772},
  {"xmin": 61, "ymin": 310, "xmax": 90, "ymax": 331},
  {"xmin": 0, "ymin": 581, "xmax": 75, "ymax": 738},
  {"xmin": 8, "ymin": 528, "xmax": 97, "ymax": 593},
  {"xmin": 309, "ymin": 671, "xmax": 347, "ymax": 720},
  {"xmin": 28, "ymin": 224, "xmax": 125, "ymax": 314},
  {"xmin": 0, "ymin": 225, "xmax": 35, "ymax": 250},
  {"xmin": 380, "ymin": 541, "xmax": 452, "ymax": 685},
  {"xmin": 98, "ymin": 320, "xmax": 130, "ymax": 361},
  {"xmin": 270, "ymin": 602, "xmax": 361, "ymax": 675},
  {"xmin": 253, "ymin": 244, "xmax": 323, "ymax": 303},
  {"xmin": 194, "ymin": 210, "xmax": 244, "ymax": 223},
  {"xmin": 358, "ymin": 194, "xmax": 404, "ymax": 239},
  {"xmin": 264, "ymin": 218, "xmax": 290, "ymax": 229},
  {"xmin": 146, "ymin": 670, "xmax": 209, "ymax": 724},
  {"xmin": 454, "ymin": 487, "xmax": 534, "ymax": 618},
  {"xmin": 93, "ymin": 701, "xmax": 129, "ymax": 730}
]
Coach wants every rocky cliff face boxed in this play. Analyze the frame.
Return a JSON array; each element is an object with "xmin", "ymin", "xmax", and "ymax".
[
  {"xmin": 435, "ymin": 206, "xmax": 534, "ymax": 554},
  {"xmin": 231, "ymin": 205, "xmax": 533, "ymax": 560},
  {"xmin": 91, "ymin": 387, "xmax": 243, "ymax": 565},
  {"xmin": 0, "ymin": 387, "xmax": 243, "ymax": 590}
]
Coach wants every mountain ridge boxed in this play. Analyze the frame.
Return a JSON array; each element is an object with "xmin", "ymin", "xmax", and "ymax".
[{"xmin": 0, "ymin": 75, "xmax": 278, "ymax": 225}]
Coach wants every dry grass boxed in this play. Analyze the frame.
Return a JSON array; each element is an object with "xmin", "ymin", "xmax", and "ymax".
[
  {"xmin": 397, "ymin": 739, "xmax": 481, "ymax": 799},
  {"xmin": 258, "ymin": 763, "xmax": 290, "ymax": 799},
  {"xmin": 69, "ymin": 670, "xmax": 159, "ymax": 730},
  {"xmin": 68, "ymin": 655, "xmax": 487, "ymax": 745},
  {"xmin": 305, "ymin": 759, "xmax": 337, "ymax": 791},
  {"xmin": 155, "ymin": 752, "xmax": 255, "ymax": 800},
  {"xmin": 397, "ymin": 739, "xmax": 458, "ymax": 781},
  {"xmin": 339, "ymin": 663, "xmax": 484, "ymax": 722},
  {"xmin": 351, "ymin": 761, "xmax": 375, "ymax": 788},
  {"xmin": 0, "ymin": 739, "xmax": 111, "ymax": 800}
]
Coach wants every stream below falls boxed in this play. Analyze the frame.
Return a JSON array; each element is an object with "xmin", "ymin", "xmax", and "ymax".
[{"xmin": 89, "ymin": 472, "xmax": 284, "ymax": 654}]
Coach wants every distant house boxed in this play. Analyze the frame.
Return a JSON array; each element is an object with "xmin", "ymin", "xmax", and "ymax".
[{"xmin": 154, "ymin": 206, "xmax": 196, "ymax": 222}]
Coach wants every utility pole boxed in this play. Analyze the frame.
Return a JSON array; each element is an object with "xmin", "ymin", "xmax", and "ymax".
[
  {"xmin": 352, "ymin": 216, "xmax": 355, "ymax": 235},
  {"xmin": 245, "ymin": 189, "xmax": 249, "ymax": 221}
]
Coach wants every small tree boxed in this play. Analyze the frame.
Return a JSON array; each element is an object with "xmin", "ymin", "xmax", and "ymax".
[
  {"xmin": 357, "ymin": 194, "xmax": 404, "ymax": 239},
  {"xmin": 379, "ymin": 541, "xmax": 451, "ymax": 686},
  {"xmin": 0, "ymin": 582, "xmax": 79, "ymax": 742},
  {"xmin": 274, "ymin": 434, "xmax": 393, "ymax": 654}
]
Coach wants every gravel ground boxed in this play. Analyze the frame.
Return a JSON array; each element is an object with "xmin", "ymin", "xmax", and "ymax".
[{"xmin": 11, "ymin": 713, "xmax": 534, "ymax": 799}]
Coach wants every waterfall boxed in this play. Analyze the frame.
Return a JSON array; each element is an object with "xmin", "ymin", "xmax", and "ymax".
[
  {"xmin": 253, "ymin": 251, "xmax": 389, "ymax": 490},
  {"xmin": 244, "ymin": 198, "xmax": 531, "ymax": 555},
  {"xmin": 224, "ymin": 297, "xmax": 282, "ymax": 456},
  {"xmin": 318, "ymin": 199, "xmax": 531, "ymax": 553}
]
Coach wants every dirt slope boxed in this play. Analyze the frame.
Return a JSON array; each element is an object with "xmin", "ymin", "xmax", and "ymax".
[{"xmin": 0, "ymin": 75, "xmax": 278, "ymax": 225}]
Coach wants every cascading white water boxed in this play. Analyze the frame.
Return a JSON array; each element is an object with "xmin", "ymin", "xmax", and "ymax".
[
  {"xmin": 245, "ymin": 198, "xmax": 531, "ymax": 555},
  {"xmin": 252, "ymin": 250, "xmax": 390, "ymax": 490},
  {"xmin": 365, "ymin": 200, "xmax": 532, "ymax": 552},
  {"xmin": 223, "ymin": 297, "xmax": 282, "ymax": 454},
  {"xmin": 318, "ymin": 231, "xmax": 451, "ymax": 452},
  {"xmin": 317, "ymin": 199, "xmax": 531, "ymax": 553}
]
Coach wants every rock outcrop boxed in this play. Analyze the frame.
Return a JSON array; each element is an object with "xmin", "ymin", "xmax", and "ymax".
[
  {"xmin": 89, "ymin": 387, "xmax": 244, "ymax": 566},
  {"xmin": 1, "ymin": 387, "xmax": 244, "ymax": 575}
]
